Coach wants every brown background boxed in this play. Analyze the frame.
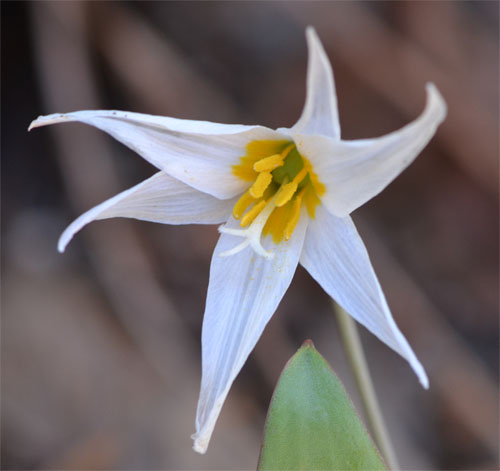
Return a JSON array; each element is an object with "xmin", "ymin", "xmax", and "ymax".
[{"xmin": 2, "ymin": 1, "xmax": 499, "ymax": 470}]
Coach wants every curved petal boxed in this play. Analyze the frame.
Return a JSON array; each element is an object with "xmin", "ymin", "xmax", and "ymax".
[
  {"xmin": 294, "ymin": 83, "xmax": 447, "ymax": 217},
  {"xmin": 290, "ymin": 27, "xmax": 341, "ymax": 139},
  {"xmin": 29, "ymin": 111, "xmax": 285, "ymax": 199},
  {"xmin": 300, "ymin": 205, "xmax": 428, "ymax": 388},
  {"xmin": 58, "ymin": 171, "xmax": 236, "ymax": 252},
  {"xmin": 192, "ymin": 215, "xmax": 308, "ymax": 454}
]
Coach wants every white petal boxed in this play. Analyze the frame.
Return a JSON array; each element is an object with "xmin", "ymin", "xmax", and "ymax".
[
  {"xmin": 192, "ymin": 215, "xmax": 308, "ymax": 453},
  {"xmin": 291, "ymin": 27, "xmax": 341, "ymax": 139},
  {"xmin": 300, "ymin": 205, "xmax": 428, "ymax": 388},
  {"xmin": 58, "ymin": 171, "xmax": 236, "ymax": 252},
  {"xmin": 294, "ymin": 83, "xmax": 447, "ymax": 217},
  {"xmin": 29, "ymin": 111, "xmax": 285, "ymax": 199}
]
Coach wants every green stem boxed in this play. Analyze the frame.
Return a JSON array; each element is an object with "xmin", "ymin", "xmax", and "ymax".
[{"xmin": 334, "ymin": 303, "xmax": 400, "ymax": 470}]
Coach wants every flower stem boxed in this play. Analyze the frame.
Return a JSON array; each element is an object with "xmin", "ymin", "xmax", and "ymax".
[{"xmin": 334, "ymin": 303, "xmax": 400, "ymax": 470}]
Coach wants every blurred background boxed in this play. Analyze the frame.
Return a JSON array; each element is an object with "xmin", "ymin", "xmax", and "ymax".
[{"xmin": 2, "ymin": 1, "xmax": 498, "ymax": 470}]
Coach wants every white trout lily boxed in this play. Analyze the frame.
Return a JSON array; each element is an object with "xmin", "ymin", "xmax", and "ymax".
[{"xmin": 29, "ymin": 27, "xmax": 446, "ymax": 454}]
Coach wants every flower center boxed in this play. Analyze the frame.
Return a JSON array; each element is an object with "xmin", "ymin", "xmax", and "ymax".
[{"xmin": 219, "ymin": 140, "xmax": 325, "ymax": 259}]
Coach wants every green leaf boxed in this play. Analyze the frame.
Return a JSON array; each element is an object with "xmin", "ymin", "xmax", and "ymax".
[{"xmin": 258, "ymin": 341, "xmax": 385, "ymax": 471}]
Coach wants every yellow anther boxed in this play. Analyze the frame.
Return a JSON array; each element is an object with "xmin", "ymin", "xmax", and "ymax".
[
  {"xmin": 249, "ymin": 171, "xmax": 272, "ymax": 198},
  {"xmin": 240, "ymin": 200, "xmax": 267, "ymax": 227},
  {"xmin": 275, "ymin": 167, "xmax": 309, "ymax": 207},
  {"xmin": 275, "ymin": 182, "xmax": 298, "ymax": 207},
  {"xmin": 284, "ymin": 189, "xmax": 306, "ymax": 240},
  {"xmin": 233, "ymin": 190, "xmax": 256, "ymax": 219},
  {"xmin": 253, "ymin": 154, "xmax": 284, "ymax": 172}
]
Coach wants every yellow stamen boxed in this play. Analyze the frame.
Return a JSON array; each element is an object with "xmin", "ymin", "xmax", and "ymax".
[
  {"xmin": 232, "ymin": 140, "xmax": 291, "ymax": 182},
  {"xmin": 275, "ymin": 167, "xmax": 308, "ymax": 207},
  {"xmin": 292, "ymin": 167, "xmax": 308, "ymax": 186},
  {"xmin": 232, "ymin": 190, "xmax": 256, "ymax": 219},
  {"xmin": 281, "ymin": 143, "xmax": 295, "ymax": 159},
  {"xmin": 249, "ymin": 171, "xmax": 272, "ymax": 198},
  {"xmin": 284, "ymin": 189, "xmax": 306, "ymax": 240},
  {"xmin": 240, "ymin": 200, "xmax": 267, "ymax": 227},
  {"xmin": 275, "ymin": 182, "xmax": 297, "ymax": 207},
  {"xmin": 253, "ymin": 154, "xmax": 284, "ymax": 172},
  {"xmin": 231, "ymin": 140, "xmax": 325, "ymax": 254}
]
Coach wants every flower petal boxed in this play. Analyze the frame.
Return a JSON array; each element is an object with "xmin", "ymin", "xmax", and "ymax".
[
  {"xmin": 58, "ymin": 171, "xmax": 236, "ymax": 252},
  {"xmin": 300, "ymin": 205, "xmax": 428, "ymax": 388},
  {"xmin": 29, "ymin": 111, "xmax": 285, "ymax": 199},
  {"xmin": 294, "ymin": 83, "xmax": 447, "ymax": 217},
  {"xmin": 192, "ymin": 215, "xmax": 308, "ymax": 454},
  {"xmin": 290, "ymin": 27, "xmax": 341, "ymax": 139}
]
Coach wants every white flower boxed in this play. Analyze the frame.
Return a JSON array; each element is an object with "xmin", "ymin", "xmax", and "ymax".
[{"xmin": 29, "ymin": 27, "xmax": 446, "ymax": 454}]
